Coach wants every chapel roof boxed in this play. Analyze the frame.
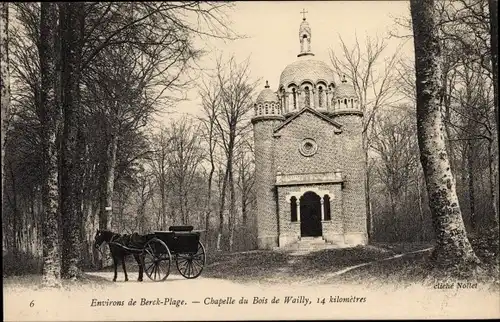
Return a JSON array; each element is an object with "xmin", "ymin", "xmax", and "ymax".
[
  {"xmin": 273, "ymin": 107, "xmax": 342, "ymax": 134},
  {"xmin": 279, "ymin": 58, "xmax": 335, "ymax": 88}
]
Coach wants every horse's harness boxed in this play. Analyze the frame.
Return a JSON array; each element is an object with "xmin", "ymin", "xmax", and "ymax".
[
  {"xmin": 95, "ymin": 233, "xmax": 120, "ymax": 263},
  {"xmin": 97, "ymin": 233, "xmax": 145, "ymax": 258}
]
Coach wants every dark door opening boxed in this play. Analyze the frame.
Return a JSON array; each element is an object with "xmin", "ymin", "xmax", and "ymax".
[{"xmin": 300, "ymin": 191, "xmax": 322, "ymax": 237}]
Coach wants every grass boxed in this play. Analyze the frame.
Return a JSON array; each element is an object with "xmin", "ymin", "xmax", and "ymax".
[{"xmin": 202, "ymin": 243, "xmax": 425, "ymax": 285}]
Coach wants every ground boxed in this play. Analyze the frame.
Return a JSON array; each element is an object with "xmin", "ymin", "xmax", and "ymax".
[{"xmin": 4, "ymin": 243, "xmax": 500, "ymax": 320}]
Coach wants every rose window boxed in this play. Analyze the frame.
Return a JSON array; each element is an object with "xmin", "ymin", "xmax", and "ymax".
[{"xmin": 299, "ymin": 138, "xmax": 318, "ymax": 157}]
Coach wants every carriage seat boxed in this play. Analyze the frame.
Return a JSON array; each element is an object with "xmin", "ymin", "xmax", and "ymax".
[{"xmin": 169, "ymin": 225, "xmax": 194, "ymax": 232}]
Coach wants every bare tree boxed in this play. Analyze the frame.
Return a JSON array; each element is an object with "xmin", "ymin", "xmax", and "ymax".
[
  {"xmin": 410, "ymin": 0, "xmax": 480, "ymax": 271},
  {"xmin": 488, "ymin": 0, "xmax": 498, "ymax": 134},
  {"xmin": 330, "ymin": 34, "xmax": 403, "ymax": 240},
  {"xmin": 371, "ymin": 107, "xmax": 419, "ymax": 225},
  {"xmin": 163, "ymin": 117, "xmax": 205, "ymax": 225},
  {"xmin": 199, "ymin": 76, "xmax": 222, "ymax": 247},
  {"xmin": 148, "ymin": 129, "xmax": 172, "ymax": 230},
  {"xmin": 211, "ymin": 55, "xmax": 258, "ymax": 251}
]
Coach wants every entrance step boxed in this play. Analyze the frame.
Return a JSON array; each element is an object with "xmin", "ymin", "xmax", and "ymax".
[
  {"xmin": 276, "ymin": 237, "xmax": 333, "ymax": 252},
  {"xmin": 299, "ymin": 237, "xmax": 326, "ymax": 244}
]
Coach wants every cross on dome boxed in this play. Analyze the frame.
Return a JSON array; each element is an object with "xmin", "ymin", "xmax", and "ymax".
[{"xmin": 300, "ymin": 9, "xmax": 308, "ymax": 20}]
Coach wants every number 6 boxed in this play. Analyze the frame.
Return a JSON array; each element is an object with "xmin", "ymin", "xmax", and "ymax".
[{"xmin": 30, "ymin": 300, "xmax": 34, "ymax": 307}]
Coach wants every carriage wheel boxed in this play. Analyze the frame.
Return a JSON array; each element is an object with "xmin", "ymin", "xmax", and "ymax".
[
  {"xmin": 176, "ymin": 241, "xmax": 206, "ymax": 279},
  {"xmin": 143, "ymin": 238, "xmax": 171, "ymax": 282}
]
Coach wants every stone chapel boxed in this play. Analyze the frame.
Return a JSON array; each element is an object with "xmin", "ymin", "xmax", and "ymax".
[{"xmin": 251, "ymin": 14, "xmax": 368, "ymax": 249}]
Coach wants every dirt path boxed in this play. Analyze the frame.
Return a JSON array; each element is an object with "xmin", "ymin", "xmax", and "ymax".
[{"xmin": 327, "ymin": 247, "xmax": 433, "ymax": 277}]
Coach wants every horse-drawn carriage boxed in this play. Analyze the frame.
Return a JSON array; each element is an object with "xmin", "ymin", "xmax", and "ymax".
[{"xmin": 94, "ymin": 226, "xmax": 205, "ymax": 282}]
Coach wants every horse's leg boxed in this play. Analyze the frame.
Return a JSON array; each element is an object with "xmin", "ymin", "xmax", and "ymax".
[
  {"xmin": 112, "ymin": 256, "xmax": 118, "ymax": 282},
  {"xmin": 122, "ymin": 255, "xmax": 128, "ymax": 282},
  {"xmin": 135, "ymin": 254, "xmax": 143, "ymax": 282}
]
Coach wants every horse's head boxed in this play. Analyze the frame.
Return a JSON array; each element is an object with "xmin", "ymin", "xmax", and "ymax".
[{"xmin": 94, "ymin": 229, "xmax": 112, "ymax": 249}]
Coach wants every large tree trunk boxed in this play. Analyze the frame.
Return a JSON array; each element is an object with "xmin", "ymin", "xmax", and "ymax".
[
  {"xmin": 40, "ymin": 2, "xmax": 62, "ymax": 287},
  {"xmin": 488, "ymin": 0, "xmax": 500, "ymax": 233},
  {"xmin": 98, "ymin": 133, "xmax": 118, "ymax": 230},
  {"xmin": 97, "ymin": 132, "xmax": 117, "ymax": 268},
  {"xmin": 410, "ymin": 0, "xmax": 480, "ymax": 270},
  {"xmin": 1, "ymin": 3, "xmax": 10, "ymax": 247},
  {"xmin": 60, "ymin": 2, "xmax": 84, "ymax": 279}
]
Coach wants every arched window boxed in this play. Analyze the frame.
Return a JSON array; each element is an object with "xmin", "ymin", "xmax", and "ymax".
[
  {"xmin": 318, "ymin": 86, "xmax": 324, "ymax": 107},
  {"xmin": 323, "ymin": 195, "xmax": 331, "ymax": 221},
  {"xmin": 290, "ymin": 197, "xmax": 298, "ymax": 222},
  {"xmin": 292, "ymin": 88, "xmax": 297, "ymax": 109},
  {"xmin": 281, "ymin": 88, "xmax": 286, "ymax": 112},
  {"xmin": 344, "ymin": 98, "xmax": 347, "ymax": 105},
  {"xmin": 304, "ymin": 86, "xmax": 310, "ymax": 108}
]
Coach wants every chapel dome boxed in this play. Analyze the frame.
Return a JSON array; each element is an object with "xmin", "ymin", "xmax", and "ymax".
[
  {"xmin": 334, "ymin": 76, "xmax": 357, "ymax": 98},
  {"xmin": 279, "ymin": 58, "xmax": 335, "ymax": 89},
  {"xmin": 256, "ymin": 81, "xmax": 279, "ymax": 103}
]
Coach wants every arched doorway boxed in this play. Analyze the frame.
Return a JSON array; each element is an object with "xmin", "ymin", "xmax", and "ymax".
[{"xmin": 300, "ymin": 191, "xmax": 322, "ymax": 237}]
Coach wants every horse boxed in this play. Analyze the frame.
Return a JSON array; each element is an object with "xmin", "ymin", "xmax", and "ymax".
[{"xmin": 93, "ymin": 229, "xmax": 146, "ymax": 282}]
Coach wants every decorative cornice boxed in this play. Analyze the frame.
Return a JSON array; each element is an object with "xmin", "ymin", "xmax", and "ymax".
[
  {"xmin": 251, "ymin": 115, "xmax": 285, "ymax": 124},
  {"xmin": 331, "ymin": 109, "xmax": 363, "ymax": 117},
  {"xmin": 276, "ymin": 171, "xmax": 343, "ymax": 186}
]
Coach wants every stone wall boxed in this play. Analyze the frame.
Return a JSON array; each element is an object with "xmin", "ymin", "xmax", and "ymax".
[
  {"xmin": 252, "ymin": 116, "xmax": 283, "ymax": 249},
  {"xmin": 252, "ymin": 109, "xmax": 367, "ymax": 249},
  {"xmin": 274, "ymin": 111, "xmax": 341, "ymax": 175},
  {"xmin": 332, "ymin": 111, "xmax": 367, "ymax": 246}
]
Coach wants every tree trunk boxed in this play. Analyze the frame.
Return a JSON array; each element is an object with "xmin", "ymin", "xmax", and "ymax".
[
  {"xmin": 205, "ymin": 163, "xmax": 215, "ymax": 248},
  {"xmin": 40, "ymin": 2, "xmax": 62, "ymax": 287},
  {"xmin": 228, "ymin": 165, "xmax": 235, "ymax": 252},
  {"xmin": 160, "ymin": 176, "xmax": 167, "ymax": 230},
  {"xmin": 98, "ymin": 133, "xmax": 118, "ymax": 230},
  {"xmin": 488, "ymin": 0, "xmax": 500, "ymax": 234},
  {"xmin": 487, "ymin": 140, "xmax": 499, "ymax": 226},
  {"xmin": 95, "ymin": 130, "xmax": 117, "ymax": 268},
  {"xmin": 489, "ymin": 0, "xmax": 499, "ymax": 134},
  {"xmin": 410, "ymin": 0, "xmax": 480, "ymax": 270},
  {"xmin": 416, "ymin": 169, "xmax": 425, "ymax": 241},
  {"xmin": 467, "ymin": 139, "xmax": 476, "ymax": 232},
  {"xmin": 60, "ymin": 2, "xmax": 84, "ymax": 279},
  {"xmin": 217, "ymin": 164, "xmax": 229, "ymax": 251},
  {"xmin": 1, "ymin": 3, "xmax": 10, "ymax": 246}
]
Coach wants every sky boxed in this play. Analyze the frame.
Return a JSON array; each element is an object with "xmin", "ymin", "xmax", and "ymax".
[{"xmin": 158, "ymin": 0, "xmax": 413, "ymax": 124}]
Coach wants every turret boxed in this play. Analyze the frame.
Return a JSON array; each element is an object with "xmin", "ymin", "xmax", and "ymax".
[
  {"xmin": 251, "ymin": 82, "xmax": 284, "ymax": 249},
  {"xmin": 298, "ymin": 13, "xmax": 314, "ymax": 58},
  {"xmin": 331, "ymin": 75, "xmax": 367, "ymax": 246},
  {"xmin": 332, "ymin": 75, "xmax": 360, "ymax": 112}
]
